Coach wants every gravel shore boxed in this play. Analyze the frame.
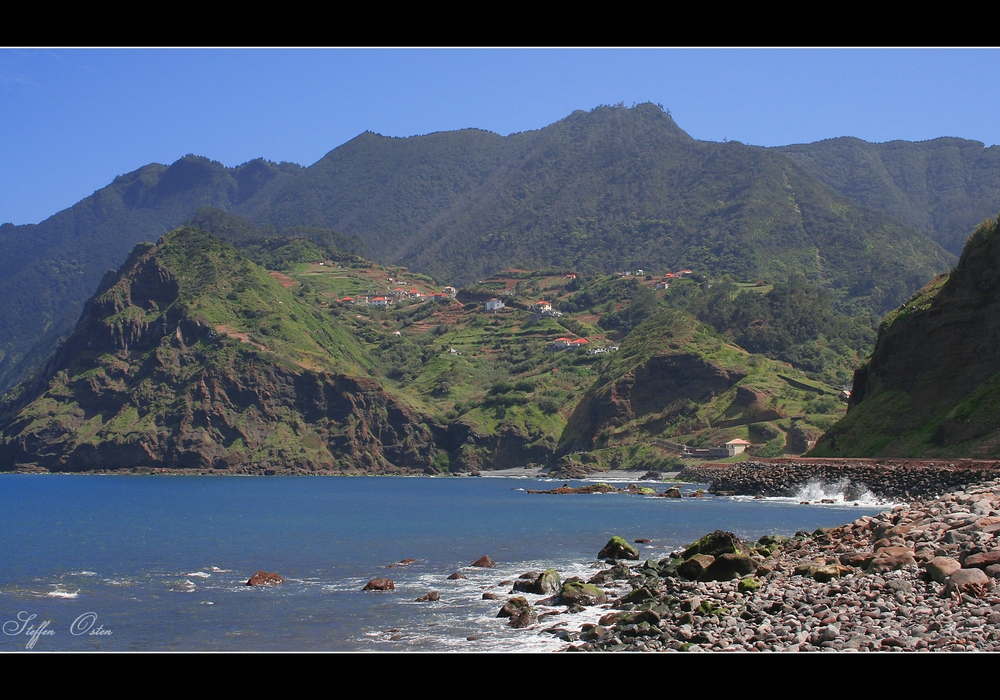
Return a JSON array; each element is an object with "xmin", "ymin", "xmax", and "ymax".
[{"xmin": 539, "ymin": 478, "xmax": 1000, "ymax": 651}]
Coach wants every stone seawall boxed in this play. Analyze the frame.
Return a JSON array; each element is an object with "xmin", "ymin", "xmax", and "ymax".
[{"xmin": 706, "ymin": 458, "xmax": 1000, "ymax": 500}]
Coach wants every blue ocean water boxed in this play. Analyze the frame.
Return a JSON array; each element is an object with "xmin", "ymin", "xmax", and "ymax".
[{"xmin": 0, "ymin": 474, "xmax": 888, "ymax": 652}]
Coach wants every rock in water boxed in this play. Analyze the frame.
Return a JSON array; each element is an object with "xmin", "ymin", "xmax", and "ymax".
[
  {"xmin": 497, "ymin": 597, "xmax": 537, "ymax": 628},
  {"xmin": 471, "ymin": 555, "xmax": 495, "ymax": 568},
  {"xmin": 362, "ymin": 578, "xmax": 395, "ymax": 591},
  {"xmin": 598, "ymin": 536, "xmax": 639, "ymax": 561},
  {"xmin": 513, "ymin": 568, "xmax": 561, "ymax": 595},
  {"xmin": 559, "ymin": 578, "xmax": 608, "ymax": 606},
  {"xmin": 246, "ymin": 571, "xmax": 284, "ymax": 586}
]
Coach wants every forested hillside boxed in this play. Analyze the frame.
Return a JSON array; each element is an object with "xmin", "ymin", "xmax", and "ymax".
[
  {"xmin": 778, "ymin": 136, "xmax": 1000, "ymax": 255},
  {"xmin": 1, "ymin": 103, "xmax": 972, "ymax": 394}
]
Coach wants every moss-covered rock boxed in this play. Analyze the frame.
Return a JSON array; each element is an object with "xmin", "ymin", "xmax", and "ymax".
[
  {"xmin": 598, "ymin": 536, "xmax": 640, "ymax": 561},
  {"xmin": 560, "ymin": 578, "xmax": 609, "ymax": 606},
  {"xmin": 497, "ymin": 596, "xmax": 537, "ymax": 628}
]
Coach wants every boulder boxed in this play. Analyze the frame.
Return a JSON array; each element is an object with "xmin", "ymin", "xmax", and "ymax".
[
  {"xmin": 866, "ymin": 546, "xmax": 916, "ymax": 573},
  {"xmin": 943, "ymin": 568, "xmax": 992, "ymax": 599},
  {"xmin": 700, "ymin": 553, "xmax": 757, "ymax": 581},
  {"xmin": 471, "ymin": 555, "xmax": 495, "ymax": 568},
  {"xmin": 535, "ymin": 568, "xmax": 562, "ymax": 595},
  {"xmin": 840, "ymin": 551, "xmax": 875, "ymax": 568},
  {"xmin": 681, "ymin": 530, "xmax": 750, "ymax": 559},
  {"xmin": 415, "ymin": 591, "xmax": 440, "ymax": 602},
  {"xmin": 812, "ymin": 564, "xmax": 853, "ymax": 582},
  {"xmin": 559, "ymin": 578, "xmax": 608, "ymax": 606},
  {"xmin": 924, "ymin": 556, "xmax": 962, "ymax": 583},
  {"xmin": 598, "ymin": 536, "xmax": 640, "ymax": 561},
  {"xmin": 678, "ymin": 554, "xmax": 715, "ymax": 580},
  {"xmin": 362, "ymin": 578, "xmax": 395, "ymax": 591},
  {"xmin": 963, "ymin": 550, "xmax": 1000, "ymax": 570},
  {"xmin": 447, "ymin": 572, "xmax": 467, "ymax": 580},
  {"xmin": 246, "ymin": 571, "xmax": 284, "ymax": 586},
  {"xmin": 497, "ymin": 597, "xmax": 537, "ymax": 628},
  {"xmin": 659, "ymin": 487, "xmax": 682, "ymax": 498}
]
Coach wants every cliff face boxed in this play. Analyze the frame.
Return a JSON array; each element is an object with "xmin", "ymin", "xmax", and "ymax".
[
  {"xmin": 560, "ymin": 352, "xmax": 746, "ymax": 453},
  {"xmin": 0, "ymin": 228, "xmax": 441, "ymax": 474},
  {"xmin": 813, "ymin": 215, "xmax": 1000, "ymax": 457}
]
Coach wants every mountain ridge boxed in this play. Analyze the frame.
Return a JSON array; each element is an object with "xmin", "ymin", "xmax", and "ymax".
[{"xmin": 0, "ymin": 103, "xmax": 972, "ymax": 393}]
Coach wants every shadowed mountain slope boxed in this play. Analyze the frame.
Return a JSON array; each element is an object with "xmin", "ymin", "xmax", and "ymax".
[
  {"xmin": 778, "ymin": 136, "xmax": 1000, "ymax": 255},
  {"xmin": 812, "ymin": 215, "xmax": 1000, "ymax": 457}
]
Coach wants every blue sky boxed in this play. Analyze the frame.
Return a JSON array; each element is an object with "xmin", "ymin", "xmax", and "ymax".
[{"xmin": 3, "ymin": 48, "xmax": 1000, "ymax": 226}]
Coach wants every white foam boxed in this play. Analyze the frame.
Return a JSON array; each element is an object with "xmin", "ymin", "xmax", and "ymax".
[{"xmin": 47, "ymin": 586, "xmax": 78, "ymax": 598}]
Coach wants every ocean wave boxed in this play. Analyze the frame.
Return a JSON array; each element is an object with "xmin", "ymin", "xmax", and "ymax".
[{"xmin": 47, "ymin": 586, "xmax": 79, "ymax": 598}]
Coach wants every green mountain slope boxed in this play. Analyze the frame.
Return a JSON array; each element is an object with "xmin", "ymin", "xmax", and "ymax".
[
  {"xmin": 0, "ymin": 228, "xmax": 856, "ymax": 474},
  {"xmin": 0, "ymin": 228, "xmax": 439, "ymax": 474},
  {"xmin": 555, "ymin": 309, "xmax": 846, "ymax": 472},
  {"xmin": 0, "ymin": 103, "xmax": 963, "ymax": 394},
  {"xmin": 778, "ymin": 136, "xmax": 1000, "ymax": 255},
  {"xmin": 812, "ymin": 215, "xmax": 1000, "ymax": 457},
  {"xmin": 237, "ymin": 103, "xmax": 953, "ymax": 311},
  {"xmin": 0, "ymin": 157, "xmax": 300, "ymax": 393}
]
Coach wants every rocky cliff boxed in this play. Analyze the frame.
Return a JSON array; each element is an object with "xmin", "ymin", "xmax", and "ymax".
[
  {"xmin": 812, "ymin": 215, "xmax": 1000, "ymax": 457},
  {"xmin": 0, "ymin": 228, "xmax": 442, "ymax": 474}
]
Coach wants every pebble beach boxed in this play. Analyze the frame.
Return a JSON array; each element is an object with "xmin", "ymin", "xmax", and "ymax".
[{"xmin": 543, "ymin": 476, "xmax": 1000, "ymax": 651}]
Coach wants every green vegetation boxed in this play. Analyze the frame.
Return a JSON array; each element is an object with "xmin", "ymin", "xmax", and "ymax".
[
  {"xmin": 812, "ymin": 215, "xmax": 1000, "ymax": 458},
  {"xmin": 0, "ymin": 226, "xmax": 859, "ymax": 472},
  {"xmin": 0, "ymin": 103, "xmax": 963, "ymax": 397}
]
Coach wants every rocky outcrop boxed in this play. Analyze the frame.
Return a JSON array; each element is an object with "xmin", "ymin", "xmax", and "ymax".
[
  {"xmin": 0, "ymin": 229, "xmax": 444, "ymax": 475},
  {"xmin": 362, "ymin": 578, "xmax": 395, "ymax": 591},
  {"xmin": 246, "ymin": 571, "xmax": 284, "ymax": 586},
  {"xmin": 560, "ymin": 352, "xmax": 745, "ymax": 454}
]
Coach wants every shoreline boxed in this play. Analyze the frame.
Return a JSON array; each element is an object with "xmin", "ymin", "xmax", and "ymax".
[{"xmin": 511, "ymin": 477, "xmax": 1000, "ymax": 651}]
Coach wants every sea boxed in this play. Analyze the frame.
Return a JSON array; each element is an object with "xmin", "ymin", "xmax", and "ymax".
[{"xmin": 0, "ymin": 473, "xmax": 890, "ymax": 652}]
